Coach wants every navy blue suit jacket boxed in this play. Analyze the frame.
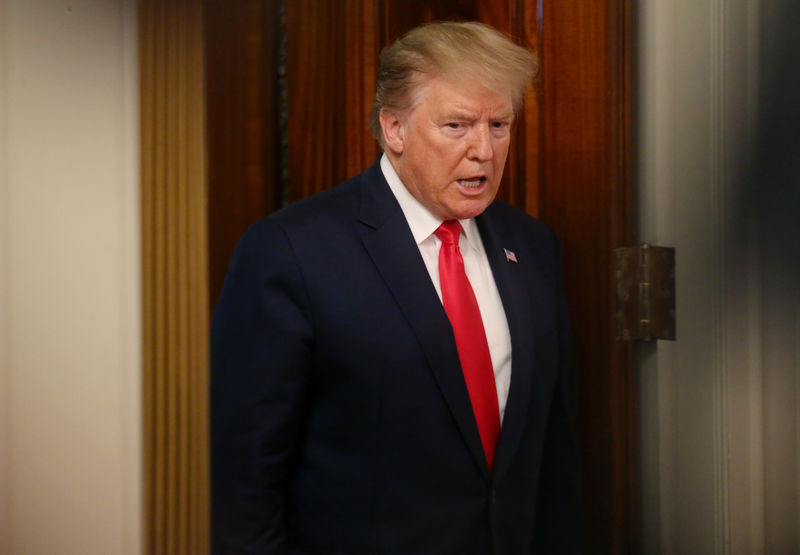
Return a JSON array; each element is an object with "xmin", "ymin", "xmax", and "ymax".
[{"xmin": 211, "ymin": 159, "xmax": 584, "ymax": 554}]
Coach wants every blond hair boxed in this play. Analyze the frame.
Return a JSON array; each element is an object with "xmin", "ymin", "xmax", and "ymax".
[{"xmin": 369, "ymin": 21, "xmax": 538, "ymax": 146}]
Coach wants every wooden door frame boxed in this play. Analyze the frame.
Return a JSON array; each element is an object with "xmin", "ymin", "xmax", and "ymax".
[{"xmin": 536, "ymin": 1, "xmax": 637, "ymax": 550}]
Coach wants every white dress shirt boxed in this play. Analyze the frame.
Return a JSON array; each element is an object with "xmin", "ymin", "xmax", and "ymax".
[{"xmin": 380, "ymin": 154, "xmax": 513, "ymax": 423}]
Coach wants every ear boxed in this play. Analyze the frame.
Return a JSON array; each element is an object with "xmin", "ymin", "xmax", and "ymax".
[{"xmin": 379, "ymin": 108, "xmax": 405, "ymax": 155}]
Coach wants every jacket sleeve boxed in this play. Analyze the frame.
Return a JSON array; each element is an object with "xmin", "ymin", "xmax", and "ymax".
[
  {"xmin": 210, "ymin": 219, "xmax": 313, "ymax": 554},
  {"xmin": 532, "ymin": 231, "xmax": 588, "ymax": 553}
]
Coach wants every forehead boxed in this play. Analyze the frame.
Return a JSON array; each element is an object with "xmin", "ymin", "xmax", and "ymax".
[{"xmin": 411, "ymin": 75, "xmax": 513, "ymax": 116}]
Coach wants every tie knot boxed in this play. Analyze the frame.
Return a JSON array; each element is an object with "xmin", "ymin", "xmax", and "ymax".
[{"xmin": 435, "ymin": 220, "xmax": 463, "ymax": 245}]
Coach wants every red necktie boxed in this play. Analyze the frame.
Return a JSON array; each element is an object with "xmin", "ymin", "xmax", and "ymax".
[{"xmin": 435, "ymin": 220, "xmax": 500, "ymax": 470}]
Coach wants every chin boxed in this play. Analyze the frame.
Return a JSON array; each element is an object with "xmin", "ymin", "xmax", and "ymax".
[{"xmin": 448, "ymin": 203, "xmax": 491, "ymax": 221}]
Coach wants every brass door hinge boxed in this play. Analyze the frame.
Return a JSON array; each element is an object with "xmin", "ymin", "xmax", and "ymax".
[{"xmin": 614, "ymin": 244, "xmax": 676, "ymax": 341}]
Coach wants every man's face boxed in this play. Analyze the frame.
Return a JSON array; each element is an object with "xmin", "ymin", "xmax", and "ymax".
[{"xmin": 385, "ymin": 76, "xmax": 514, "ymax": 221}]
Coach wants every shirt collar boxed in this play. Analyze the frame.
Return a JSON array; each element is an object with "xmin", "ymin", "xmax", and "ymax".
[{"xmin": 380, "ymin": 153, "xmax": 482, "ymax": 253}]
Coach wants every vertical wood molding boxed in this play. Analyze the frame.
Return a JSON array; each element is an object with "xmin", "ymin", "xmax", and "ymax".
[
  {"xmin": 140, "ymin": 0, "xmax": 210, "ymax": 553},
  {"xmin": 709, "ymin": 1, "xmax": 732, "ymax": 550},
  {"xmin": 743, "ymin": 0, "xmax": 765, "ymax": 542},
  {"xmin": 713, "ymin": 0, "xmax": 768, "ymax": 552},
  {"xmin": 736, "ymin": 6, "xmax": 765, "ymax": 550}
]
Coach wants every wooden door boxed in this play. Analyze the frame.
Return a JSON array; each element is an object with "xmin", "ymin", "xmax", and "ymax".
[{"xmin": 205, "ymin": 0, "xmax": 634, "ymax": 551}]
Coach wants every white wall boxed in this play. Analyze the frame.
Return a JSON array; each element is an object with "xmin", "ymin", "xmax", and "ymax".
[
  {"xmin": 637, "ymin": 0, "xmax": 799, "ymax": 552},
  {"xmin": 0, "ymin": 1, "xmax": 142, "ymax": 553}
]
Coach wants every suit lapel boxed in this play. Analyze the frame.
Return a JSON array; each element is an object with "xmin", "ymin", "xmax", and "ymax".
[
  {"xmin": 357, "ymin": 162, "xmax": 490, "ymax": 477},
  {"xmin": 475, "ymin": 208, "xmax": 537, "ymax": 481}
]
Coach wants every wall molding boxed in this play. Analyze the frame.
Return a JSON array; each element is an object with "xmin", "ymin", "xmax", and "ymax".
[
  {"xmin": 140, "ymin": 0, "xmax": 210, "ymax": 552},
  {"xmin": 709, "ymin": 0, "xmax": 732, "ymax": 550},
  {"xmin": 0, "ymin": 0, "xmax": 11, "ymax": 548}
]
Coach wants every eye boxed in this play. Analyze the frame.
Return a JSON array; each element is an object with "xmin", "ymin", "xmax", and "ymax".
[
  {"xmin": 446, "ymin": 122, "xmax": 461, "ymax": 129},
  {"xmin": 491, "ymin": 121, "xmax": 509, "ymax": 129}
]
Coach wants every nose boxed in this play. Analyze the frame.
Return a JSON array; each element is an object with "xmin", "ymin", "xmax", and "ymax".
[{"xmin": 467, "ymin": 125, "xmax": 494, "ymax": 161}]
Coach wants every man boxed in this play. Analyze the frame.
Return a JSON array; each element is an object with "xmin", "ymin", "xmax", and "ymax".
[{"xmin": 211, "ymin": 21, "xmax": 584, "ymax": 554}]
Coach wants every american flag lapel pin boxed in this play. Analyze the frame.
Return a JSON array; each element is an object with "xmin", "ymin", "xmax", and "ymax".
[{"xmin": 503, "ymin": 248, "xmax": 518, "ymax": 263}]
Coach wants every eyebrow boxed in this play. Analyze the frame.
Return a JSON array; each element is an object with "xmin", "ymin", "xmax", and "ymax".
[
  {"xmin": 442, "ymin": 110, "xmax": 514, "ymax": 121},
  {"xmin": 442, "ymin": 110, "xmax": 478, "ymax": 121}
]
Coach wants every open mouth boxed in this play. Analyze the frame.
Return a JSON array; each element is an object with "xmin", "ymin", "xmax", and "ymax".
[{"xmin": 457, "ymin": 176, "xmax": 487, "ymax": 189}]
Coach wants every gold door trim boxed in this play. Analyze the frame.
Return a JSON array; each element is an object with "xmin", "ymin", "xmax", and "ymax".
[{"xmin": 140, "ymin": 0, "xmax": 209, "ymax": 552}]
